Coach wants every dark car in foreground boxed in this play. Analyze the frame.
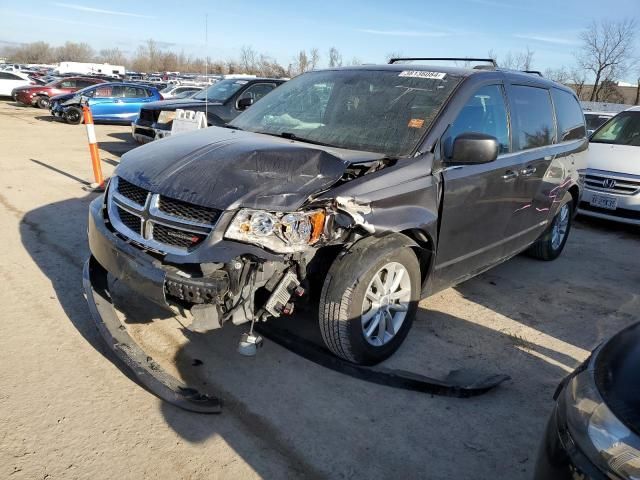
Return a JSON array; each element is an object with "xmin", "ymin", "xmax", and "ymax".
[
  {"xmin": 131, "ymin": 77, "xmax": 284, "ymax": 143},
  {"xmin": 12, "ymin": 76, "xmax": 106, "ymax": 109},
  {"xmin": 50, "ymin": 82, "xmax": 162, "ymax": 124},
  {"xmin": 535, "ymin": 322, "xmax": 640, "ymax": 480},
  {"xmin": 84, "ymin": 60, "xmax": 587, "ymax": 408}
]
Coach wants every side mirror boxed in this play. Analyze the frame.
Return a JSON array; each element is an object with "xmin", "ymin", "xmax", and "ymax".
[
  {"xmin": 451, "ymin": 132, "xmax": 499, "ymax": 164},
  {"xmin": 237, "ymin": 97, "xmax": 254, "ymax": 110}
]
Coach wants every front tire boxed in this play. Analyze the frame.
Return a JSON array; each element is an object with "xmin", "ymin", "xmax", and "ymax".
[
  {"xmin": 36, "ymin": 96, "xmax": 50, "ymax": 109},
  {"xmin": 319, "ymin": 236, "xmax": 421, "ymax": 365},
  {"xmin": 64, "ymin": 107, "xmax": 83, "ymax": 125},
  {"xmin": 527, "ymin": 199, "xmax": 573, "ymax": 261}
]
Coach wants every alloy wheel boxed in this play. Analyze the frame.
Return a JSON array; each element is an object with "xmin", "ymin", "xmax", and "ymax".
[
  {"xmin": 361, "ymin": 262, "xmax": 412, "ymax": 347},
  {"xmin": 551, "ymin": 203, "xmax": 570, "ymax": 250}
]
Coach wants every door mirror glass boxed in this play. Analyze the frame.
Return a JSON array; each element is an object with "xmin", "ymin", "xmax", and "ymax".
[
  {"xmin": 451, "ymin": 132, "xmax": 499, "ymax": 164},
  {"xmin": 237, "ymin": 97, "xmax": 254, "ymax": 110}
]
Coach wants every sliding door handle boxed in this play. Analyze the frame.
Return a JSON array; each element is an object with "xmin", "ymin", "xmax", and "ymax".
[{"xmin": 520, "ymin": 166, "xmax": 537, "ymax": 176}]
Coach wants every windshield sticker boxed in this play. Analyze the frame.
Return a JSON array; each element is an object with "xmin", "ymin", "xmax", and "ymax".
[
  {"xmin": 399, "ymin": 70, "xmax": 447, "ymax": 80},
  {"xmin": 408, "ymin": 118, "xmax": 425, "ymax": 129}
]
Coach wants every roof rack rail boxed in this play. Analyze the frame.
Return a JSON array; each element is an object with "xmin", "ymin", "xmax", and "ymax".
[
  {"xmin": 523, "ymin": 70, "xmax": 543, "ymax": 77},
  {"xmin": 388, "ymin": 57, "xmax": 497, "ymax": 67}
]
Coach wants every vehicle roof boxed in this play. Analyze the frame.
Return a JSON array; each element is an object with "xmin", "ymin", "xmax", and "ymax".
[
  {"xmin": 320, "ymin": 63, "xmax": 574, "ymax": 93},
  {"xmin": 94, "ymin": 82, "xmax": 159, "ymax": 88},
  {"xmin": 626, "ymin": 106, "xmax": 640, "ymax": 112}
]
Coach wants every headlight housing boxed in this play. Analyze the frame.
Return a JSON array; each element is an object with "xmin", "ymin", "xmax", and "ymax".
[
  {"xmin": 564, "ymin": 369, "xmax": 640, "ymax": 479},
  {"xmin": 225, "ymin": 209, "xmax": 326, "ymax": 253}
]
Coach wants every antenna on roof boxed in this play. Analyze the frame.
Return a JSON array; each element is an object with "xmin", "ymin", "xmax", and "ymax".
[
  {"xmin": 205, "ymin": 13, "xmax": 208, "ymax": 120},
  {"xmin": 388, "ymin": 57, "xmax": 498, "ymax": 68}
]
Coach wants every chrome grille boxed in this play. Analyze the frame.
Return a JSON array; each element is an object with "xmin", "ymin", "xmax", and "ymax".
[
  {"xmin": 117, "ymin": 178, "xmax": 149, "ymax": 206},
  {"xmin": 116, "ymin": 206, "xmax": 142, "ymax": 235},
  {"xmin": 158, "ymin": 196, "xmax": 220, "ymax": 224},
  {"xmin": 108, "ymin": 176, "xmax": 220, "ymax": 255},
  {"xmin": 585, "ymin": 171, "xmax": 640, "ymax": 196}
]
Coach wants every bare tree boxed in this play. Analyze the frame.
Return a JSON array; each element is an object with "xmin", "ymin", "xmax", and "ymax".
[
  {"xmin": 571, "ymin": 68, "xmax": 588, "ymax": 100},
  {"xmin": 577, "ymin": 19, "xmax": 637, "ymax": 101},
  {"xmin": 328, "ymin": 47, "xmax": 342, "ymax": 68},
  {"xmin": 97, "ymin": 48, "xmax": 127, "ymax": 66},
  {"xmin": 385, "ymin": 51, "xmax": 403, "ymax": 63},
  {"xmin": 292, "ymin": 50, "xmax": 310, "ymax": 75},
  {"xmin": 544, "ymin": 67, "xmax": 570, "ymax": 84},
  {"xmin": 495, "ymin": 47, "xmax": 535, "ymax": 70},
  {"xmin": 309, "ymin": 48, "xmax": 320, "ymax": 70},
  {"xmin": 54, "ymin": 41, "xmax": 94, "ymax": 62},
  {"xmin": 239, "ymin": 45, "xmax": 258, "ymax": 73},
  {"xmin": 5, "ymin": 41, "xmax": 54, "ymax": 63}
]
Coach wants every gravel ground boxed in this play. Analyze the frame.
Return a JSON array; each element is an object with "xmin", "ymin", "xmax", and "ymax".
[{"xmin": 0, "ymin": 99, "xmax": 638, "ymax": 480}]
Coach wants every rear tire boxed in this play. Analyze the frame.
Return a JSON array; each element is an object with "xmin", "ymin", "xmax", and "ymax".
[
  {"xmin": 527, "ymin": 198, "xmax": 573, "ymax": 261},
  {"xmin": 64, "ymin": 107, "xmax": 83, "ymax": 125},
  {"xmin": 36, "ymin": 96, "xmax": 50, "ymax": 109},
  {"xmin": 319, "ymin": 236, "xmax": 421, "ymax": 365}
]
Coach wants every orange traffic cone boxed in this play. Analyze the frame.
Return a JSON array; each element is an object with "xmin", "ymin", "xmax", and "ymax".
[{"xmin": 82, "ymin": 102, "xmax": 106, "ymax": 191}]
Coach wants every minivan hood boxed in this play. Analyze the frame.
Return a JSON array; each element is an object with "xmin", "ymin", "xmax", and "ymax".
[
  {"xmin": 142, "ymin": 98, "xmax": 222, "ymax": 111},
  {"xmin": 116, "ymin": 127, "xmax": 385, "ymax": 211},
  {"xmin": 587, "ymin": 142, "xmax": 640, "ymax": 176}
]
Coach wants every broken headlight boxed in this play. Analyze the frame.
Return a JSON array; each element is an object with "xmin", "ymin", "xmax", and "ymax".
[{"xmin": 225, "ymin": 209, "xmax": 326, "ymax": 253}]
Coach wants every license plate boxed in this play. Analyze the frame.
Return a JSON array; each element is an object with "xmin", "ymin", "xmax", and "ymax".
[{"xmin": 590, "ymin": 194, "xmax": 618, "ymax": 210}]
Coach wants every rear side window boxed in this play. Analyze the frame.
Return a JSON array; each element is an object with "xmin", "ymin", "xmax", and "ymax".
[
  {"xmin": 510, "ymin": 86, "xmax": 555, "ymax": 150},
  {"xmin": 122, "ymin": 86, "xmax": 147, "ymax": 98},
  {"xmin": 447, "ymin": 84, "xmax": 510, "ymax": 154},
  {"xmin": 94, "ymin": 86, "xmax": 113, "ymax": 97},
  {"xmin": 60, "ymin": 80, "xmax": 77, "ymax": 88},
  {"xmin": 551, "ymin": 89, "xmax": 585, "ymax": 141}
]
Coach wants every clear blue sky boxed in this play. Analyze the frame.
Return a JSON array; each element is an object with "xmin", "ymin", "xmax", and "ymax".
[{"xmin": 1, "ymin": 0, "xmax": 638, "ymax": 79}]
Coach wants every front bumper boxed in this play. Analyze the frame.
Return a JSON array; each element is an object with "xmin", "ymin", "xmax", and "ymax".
[
  {"xmin": 83, "ymin": 256, "xmax": 222, "ymax": 413},
  {"xmin": 131, "ymin": 121, "xmax": 171, "ymax": 144},
  {"xmin": 88, "ymin": 196, "xmax": 232, "ymax": 308},
  {"xmin": 13, "ymin": 91, "xmax": 36, "ymax": 105},
  {"xmin": 534, "ymin": 405, "xmax": 607, "ymax": 480},
  {"xmin": 578, "ymin": 188, "xmax": 640, "ymax": 225}
]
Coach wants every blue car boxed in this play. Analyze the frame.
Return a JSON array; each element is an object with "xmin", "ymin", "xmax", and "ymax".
[{"xmin": 49, "ymin": 82, "xmax": 162, "ymax": 125}]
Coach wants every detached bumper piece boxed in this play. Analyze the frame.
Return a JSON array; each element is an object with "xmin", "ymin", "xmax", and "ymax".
[
  {"xmin": 256, "ymin": 323, "xmax": 510, "ymax": 398},
  {"xmin": 83, "ymin": 256, "xmax": 222, "ymax": 414}
]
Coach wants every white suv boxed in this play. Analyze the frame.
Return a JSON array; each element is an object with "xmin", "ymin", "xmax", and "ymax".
[{"xmin": 578, "ymin": 107, "xmax": 640, "ymax": 225}]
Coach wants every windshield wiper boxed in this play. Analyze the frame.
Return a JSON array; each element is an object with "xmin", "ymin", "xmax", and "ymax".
[
  {"xmin": 275, "ymin": 131, "xmax": 338, "ymax": 148},
  {"xmin": 223, "ymin": 124, "xmax": 243, "ymax": 131}
]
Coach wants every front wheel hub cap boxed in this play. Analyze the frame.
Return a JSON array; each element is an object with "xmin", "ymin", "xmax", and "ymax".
[{"xmin": 361, "ymin": 261, "xmax": 411, "ymax": 347}]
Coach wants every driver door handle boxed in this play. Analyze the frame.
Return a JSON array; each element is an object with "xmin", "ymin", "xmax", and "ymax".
[
  {"xmin": 520, "ymin": 166, "xmax": 537, "ymax": 176},
  {"xmin": 502, "ymin": 170, "xmax": 518, "ymax": 181}
]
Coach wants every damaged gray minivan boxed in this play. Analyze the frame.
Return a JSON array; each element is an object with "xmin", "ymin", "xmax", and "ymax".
[{"xmin": 86, "ymin": 59, "xmax": 587, "ymax": 367}]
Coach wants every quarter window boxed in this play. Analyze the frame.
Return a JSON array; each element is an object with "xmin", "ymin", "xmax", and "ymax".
[
  {"xmin": 238, "ymin": 83, "xmax": 277, "ymax": 104},
  {"xmin": 448, "ymin": 84, "xmax": 510, "ymax": 154},
  {"xmin": 511, "ymin": 86, "xmax": 555, "ymax": 150},
  {"xmin": 551, "ymin": 88, "xmax": 586, "ymax": 141}
]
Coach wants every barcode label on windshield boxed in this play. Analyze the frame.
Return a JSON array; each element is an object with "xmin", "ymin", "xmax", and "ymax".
[{"xmin": 399, "ymin": 71, "xmax": 447, "ymax": 80}]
